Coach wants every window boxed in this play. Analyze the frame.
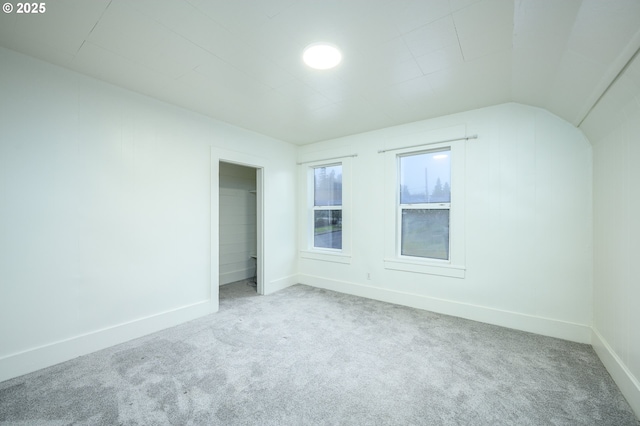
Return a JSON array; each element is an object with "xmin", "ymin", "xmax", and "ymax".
[
  {"xmin": 398, "ymin": 149, "xmax": 450, "ymax": 260},
  {"xmin": 383, "ymin": 138, "xmax": 465, "ymax": 278},
  {"xmin": 312, "ymin": 164, "xmax": 342, "ymax": 250},
  {"xmin": 298, "ymin": 157, "xmax": 351, "ymax": 264}
]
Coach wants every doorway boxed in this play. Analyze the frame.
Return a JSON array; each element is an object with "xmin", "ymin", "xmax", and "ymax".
[{"xmin": 218, "ymin": 161, "xmax": 263, "ymax": 295}]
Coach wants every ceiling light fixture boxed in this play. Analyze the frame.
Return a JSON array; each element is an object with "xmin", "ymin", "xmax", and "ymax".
[{"xmin": 303, "ymin": 43, "xmax": 342, "ymax": 70}]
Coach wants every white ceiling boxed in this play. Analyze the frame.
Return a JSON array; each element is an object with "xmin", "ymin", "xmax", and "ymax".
[{"xmin": 1, "ymin": 0, "xmax": 640, "ymax": 145}]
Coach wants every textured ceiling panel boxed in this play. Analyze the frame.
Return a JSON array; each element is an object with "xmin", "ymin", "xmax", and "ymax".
[{"xmin": 0, "ymin": 0, "xmax": 639, "ymax": 144}]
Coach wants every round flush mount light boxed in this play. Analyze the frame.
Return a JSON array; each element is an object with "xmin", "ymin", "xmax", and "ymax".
[{"xmin": 303, "ymin": 43, "xmax": 342, "ymax": 70}]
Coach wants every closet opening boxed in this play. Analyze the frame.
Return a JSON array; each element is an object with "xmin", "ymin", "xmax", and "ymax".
[{"xmin": 218, "ymin": 161, "xmax": 263, "ymax": 297}]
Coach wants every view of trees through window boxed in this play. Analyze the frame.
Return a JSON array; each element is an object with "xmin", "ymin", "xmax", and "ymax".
[
  {"xmin": 400, "ymin": 150, "xmax": 450, "ymax": 204},
  {"xmin": 313, "ymin": 164, "xmax": 342, "ymax": 250}
]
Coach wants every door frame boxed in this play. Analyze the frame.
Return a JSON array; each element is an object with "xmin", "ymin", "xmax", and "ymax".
[{"xmin": 211, "ymin": 149, "xmax": 266, "ymax": 312}]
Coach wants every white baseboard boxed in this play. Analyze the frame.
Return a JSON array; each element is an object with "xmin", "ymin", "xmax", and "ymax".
[
  {"xmin": 0, "ymin": 299, "xmax": 215, "ymax": 383},
  {"xmin": 219, "ymin": 268, "xmax": 254, "ymax": 285},
  {"xmin": 592, "ymin": 327, "xmax": 640, "ymax": 419},
  {"xmin": 265, "ymin": 274, "xmax": 298, "ymax": 295},
  {"xmin": 298, "ymin": 274, "xmax": 592, "ymax": 344}
]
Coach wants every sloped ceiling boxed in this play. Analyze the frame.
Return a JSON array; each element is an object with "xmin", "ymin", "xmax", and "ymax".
[{"xmin": 1, "ymin": 0, "xmax": 639, "ymax": 144}]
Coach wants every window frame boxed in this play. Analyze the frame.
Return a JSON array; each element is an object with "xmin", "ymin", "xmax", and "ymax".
[
  {"xmin": 298, "ymin": 158, "xmax": 352, "ymax": 264},
  {"xmin": 311, "ymin": 162, "xmax": 343, "ymax": 252},
  {"xmin": 383, "ymin": 140, "xmax": 465, "ymax": 278},
  {"xmin": 397, "ymin": 148, "xmax": 451, "ymax": 262}
]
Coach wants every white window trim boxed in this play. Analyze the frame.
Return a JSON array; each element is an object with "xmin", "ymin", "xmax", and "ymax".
[
  {"xmin": 383, "ymin": 141, "xmax": 465, "ymax": 278},
  {"xmin": 298, "ymin": 158, "xmax": 352, "ymax": 264}
]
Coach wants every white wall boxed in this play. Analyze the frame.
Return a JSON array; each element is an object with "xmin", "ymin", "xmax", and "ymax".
[
  {"xmin": 298, "ymin": 103, "xmax": 593, "ymax": 343},
  {"xmin": 580, "ymin": 51, "xmax": 640, "ymax": 417},
  {"xmin": 219, "ymin": 162, "xmax": 257, "ymax": 285},
  {"xmin": 0, "ymin": 47, "xmax": 297, "ymax": 382}
]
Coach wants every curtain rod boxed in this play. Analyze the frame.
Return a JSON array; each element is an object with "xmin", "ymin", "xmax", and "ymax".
[
  {"xmin": 377, "ymin": 134, "xmax": 478, "ymax": 154},
  {"xmin": 297, "ymin": 154, "xmax": 358, "ymax": 165}
]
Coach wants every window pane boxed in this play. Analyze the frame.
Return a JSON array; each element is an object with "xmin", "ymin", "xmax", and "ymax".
[
  {"xmin": 314, "ymin": 210, "xmax": 342, "ymax": 249},
  {"xmin": 400, "ymin": 150, "xmax": 450, "ymax": 204},
  {"xmin": 401, "ymin": 209, "xmax": 449, "ymax": 260},
  {"xmin": 314, "ymin": 165, "xmax": 342, "ymax": 206}
]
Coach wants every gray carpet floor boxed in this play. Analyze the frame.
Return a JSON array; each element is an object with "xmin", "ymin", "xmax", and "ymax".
[{"xmin": 0, "ymin": 281, "xmax": 638, "ymax": 425}]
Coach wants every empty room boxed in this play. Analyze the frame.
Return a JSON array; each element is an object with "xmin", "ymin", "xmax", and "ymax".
[{"xmin": 1, "ymin": 0, "xmax": 639, "ymax": 424}]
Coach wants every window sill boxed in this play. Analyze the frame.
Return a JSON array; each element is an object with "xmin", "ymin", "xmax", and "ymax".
[
  {"xmin": 300, "ymin": 250, "xmax": 351, "ymax": 264},
  {"xmin": 383, "ymin": 258, "xmax": 465, "ymax": 278}
]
